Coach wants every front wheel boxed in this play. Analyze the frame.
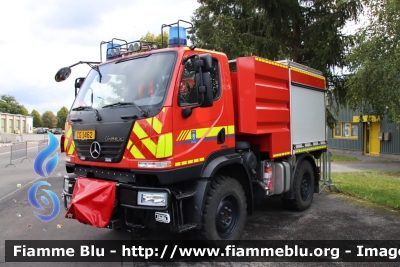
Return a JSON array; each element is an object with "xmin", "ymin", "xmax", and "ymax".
[{"xmin": 201, "ymin": 176, "xmax": 247, "ymax": 241}]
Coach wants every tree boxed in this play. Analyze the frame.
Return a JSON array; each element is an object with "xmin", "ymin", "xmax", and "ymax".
[
  {"xmin": 31, "ymin": 110, "xmax": 42, "ymax": 127},
  {"xmin": 140, "ymin": 31, "xmax": 169, "ymax": 49},
  {"xmin": 0, "ymin": 94, "xmax": 29, "ymax": 115},
  {"xmin": 191, "ymin": 0, "xmax": 363, "ymax": 127},
  {"xmin": 42, "ymin": 111, "xmax": 58, "ymax": 128},
  {"xmin": 346, "ymin": 0, "xmax": 400, "ymax": 122},
  {"xmin": 56, "ymin": 106, "xmax": 69, "ymax": 128}
]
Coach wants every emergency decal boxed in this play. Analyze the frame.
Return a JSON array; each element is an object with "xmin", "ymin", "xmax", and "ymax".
[
  {"xmin": 294, "ymin": 145, "xmax": 327, "ymax": 154},
  {"xmin": 272, "ymin": 151, "xmax": 291, "ymax": 158},
  {"xmin": 125, "ymin": 108, "xmax": 173, "ymax": 159},
  {"xmin": 174, "ymin": 125, "xmax": 235, "ymax": 145},
  {"xmin": 191, "ymin": 130, "xmax": 197, "ymax": 143},
  {"xmin": 64, "ymin": 123, "xmax": 76, "ymax": 156},
  {"xmin": 175, "ymin": 157, "xmax": 204, "ymax": 167}
]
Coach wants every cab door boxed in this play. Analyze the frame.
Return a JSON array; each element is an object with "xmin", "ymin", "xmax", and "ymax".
[{"xmin": 172, "ymin": 54, "xmax": 228, "ymax": 172}]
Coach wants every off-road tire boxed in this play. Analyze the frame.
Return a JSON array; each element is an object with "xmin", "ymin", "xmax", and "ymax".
[
  {"xmin": 282, "ymin": 160, "xmax": 314, "ymax": 211},
  {"xmin": 201, "ymin": 176, "xmax": 247, "ymax": 241}
]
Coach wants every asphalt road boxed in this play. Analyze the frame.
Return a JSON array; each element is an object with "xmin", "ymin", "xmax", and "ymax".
[{"xmin": 1, "ymin": 151, "xmax": 400, "ymax": 266}]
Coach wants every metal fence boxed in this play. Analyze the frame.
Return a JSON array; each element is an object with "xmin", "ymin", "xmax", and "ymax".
[
  {"xmin": 317, "ymin": 150, "xmax": 340, "ymax": 193},
  {"xmin": 5, "ymin": 142, "xmax": 31, "ymax": 167}
]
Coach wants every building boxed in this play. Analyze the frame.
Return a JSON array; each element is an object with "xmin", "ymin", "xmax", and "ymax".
[
  {"xmin": 328, "ymin": 108, "xmax": 400, "ymax": 158},
  {"xmin": 0, "ymin": 112, "xmax": 33, "ymax": 134}
]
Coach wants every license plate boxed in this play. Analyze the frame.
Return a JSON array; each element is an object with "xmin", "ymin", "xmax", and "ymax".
[
  {"xmin": 155, "ymin": 212, "xmax": 170, "ymax": 223},
  {"xmin": 74, "ymin": 130, "xmax": 95, "ymax": 140}
]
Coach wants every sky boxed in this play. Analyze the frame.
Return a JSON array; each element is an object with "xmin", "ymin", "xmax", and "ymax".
[{"xmin": 0, "ymin": 0, "xmax": 200, "ymax": 115}]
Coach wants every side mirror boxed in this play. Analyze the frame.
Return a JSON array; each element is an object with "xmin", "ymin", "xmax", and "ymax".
[
  {"xmin": 55, "ymin": 67, "xmax": 72, "ymax": 82},
  {"xmin": 194, "ymin": 54, "xmax": 212, "ymax": 72},
  {"xmin": 75, "ymin": 77, "xmax": 85, "ymax": 97},
  {"xmin": 196, "ymin": 72, "xmax": 213, "ymax": 107}
]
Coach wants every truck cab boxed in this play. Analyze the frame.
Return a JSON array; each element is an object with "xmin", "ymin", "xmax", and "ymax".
[{"xmin": 56, "ymin": 20, "xmax": 327, "ymax": 241}]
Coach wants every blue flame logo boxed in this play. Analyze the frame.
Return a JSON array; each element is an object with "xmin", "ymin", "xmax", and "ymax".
[
  {"xmin": 34, "ymin": 132, "xmax": 59, "ymax": 177},
  {"xmin": 28, "ymin": 181, "xmax": 60, "ymax": 221},
  {"xmin": 29, "ymin": 132, "xmax": 60, "ymax": 221}
]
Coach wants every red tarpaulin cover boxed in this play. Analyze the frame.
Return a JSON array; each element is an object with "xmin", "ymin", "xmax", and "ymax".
[{"xmin": 65, "ymin": 177, "xmax": 117, "ymax": 228}]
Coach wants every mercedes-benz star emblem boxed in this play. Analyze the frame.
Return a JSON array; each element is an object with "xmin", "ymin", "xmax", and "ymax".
[{"xmin": 90, "ymin": 141, "xmax": 101, "ymax": 159}]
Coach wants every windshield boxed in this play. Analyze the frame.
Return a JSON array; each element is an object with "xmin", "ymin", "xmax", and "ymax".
[{"xmin": 72, "ymin": 52, "xmax": 176, "ymax": 110}]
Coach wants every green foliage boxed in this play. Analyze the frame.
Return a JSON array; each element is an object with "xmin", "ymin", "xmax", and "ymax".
[
  {"xmin": 0, "ymin": 94, "xmax": 29, "ymax": 115},
  {"xmin": 191, "ymin": 0, "xmax": 363, "ymax": 128},
  {"xmin": 56, "ymin": 106, "xmax": 69, "ymax": 128},
  {"xmin": 346, "ymin": 0, "xmax": 400, "ymax": 122},
  {"xmin": 31, "ymin": 109, "xmax": 42, "ymax": 127},
  {"xmin": 140, "ymin": 31, "xmax": 169, "ymax": 49},
  {"xmin": 332, "ymin": 171, "xmax": 400, "ymax": 209},
  {"xmin": 42, "ymin": 111, "xmax": 58, "ymax": 128}
]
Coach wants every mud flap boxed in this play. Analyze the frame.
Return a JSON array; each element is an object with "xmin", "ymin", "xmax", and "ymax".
[{"xmin": 65, "ymin": 177, "xmax": 117, "ymax": 228}]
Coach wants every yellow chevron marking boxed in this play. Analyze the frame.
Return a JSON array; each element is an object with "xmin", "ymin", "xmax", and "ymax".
[
  {"xmin": 127, "ymin": 140, "xmax": 132, "ymax": 150},
  {"xmin": 162, "ymin": 107, "xmax": 166, "ymax": 112},
  {"xmin": 67, "ymin": 141, "xmax": 75, "ymax": 155},
  {"xmin": 130, "ymin": 145, "xmax": 145, "ymax": 159},
  {"xmin": 67, "ymin": 126, "xmax": 73, "ymax": 139},
  {"xmin": 133, "ymin": 123, "xmax": 148, "ymax": 139},
  {"xmin": 156, "ymin": 133, "xmax": 173, "ymax": 158},
  {"xmin": 142, "ymin": 138, "xmax": 157, "ymax": 155},
  {"xmin": 152, "ymin": 117, "xmax": 163, "ymax": 134}
]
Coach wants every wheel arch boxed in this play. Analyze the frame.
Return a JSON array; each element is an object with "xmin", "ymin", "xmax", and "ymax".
[{"xmin": 282, "ymin": 152, "xmax": 319, "ymax": 199}]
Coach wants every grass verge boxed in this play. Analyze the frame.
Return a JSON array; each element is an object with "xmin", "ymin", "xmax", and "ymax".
[
  {"xmin": 330, "ymin": 154, "xmax": 361, "ymax": 162},
  {"xmin": 331, "ymin": 171, "xmax": 400, "ymax": 209}
]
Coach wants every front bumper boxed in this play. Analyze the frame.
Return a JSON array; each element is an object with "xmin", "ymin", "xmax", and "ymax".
[{"xmin": 61, "ymin": 175, "xmax": 198, "ymax": 233}]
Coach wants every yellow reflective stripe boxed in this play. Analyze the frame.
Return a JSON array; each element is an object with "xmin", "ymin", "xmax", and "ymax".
[
  {"xmin": 127, "ymin": 140, "xmax": 132, "ymax": 150},
  {"xmin": 130, "ymin": 145, "xmax": 145, "ymax": 159},
  {"xmin": 175, "ymin": 157, "xmax": 205, "ymax": 167},
  {"xmin": 142, "ymin": 138, "xmax": 157, "ymax": 155},
  {"xmin": 164, "ymin": 133, "xmax": 173, "ymax": 157},
  {"xmin": 195, "ymin": 128, "xmax": 209, "ymax": 138},
  {"xmin": 255, "ymin": 57, "xmax": 288, "ymax": 69},
  {"xmin": 294, "ymin": 145, "xmax": 327, "ymax": 154},
  {"xmin": 228, "ymin": 125, "xmax": 235, "ymax": 134},
  {"xmin": 156, "ymin": 134, "xmax": 166, "ymax": 158},
  {"xmin": 273, "ymin": 151, "xmax": 291, "ymax": 158},
  {"xmin": 146, "ymin": 118, "xmax": 153, "ymax": 125},
  {"xmin": 68, "ymin": 141, "xmax": 75, "ymax": 155},
  {"xmin": 181, "ymin": 130, "xmax": 190, "ymax": 141},
  {"xmin": 176, "ymin": 130, "xmax": 184, "ymax": 141},
  {"xmin": 64, "ymin": 137, "xmax": 68, "ymax": 151},
  {"xmin": 207, "ymin": 126, "xmax": 227, "ymax": 137},
  {"xmin": 133, "ymin": 123, "xmax": 148, "ymax": 139},
  {"xmin": 67, "ymin": 126, "xmax": 73, "ymax": 139},
  {"xmin": 152, "ymin": 117, "xmax": 163, "ymax": 134},
  {"xmin": 162, "ymin": 107, "xmax": 166, "ymax": 112}
]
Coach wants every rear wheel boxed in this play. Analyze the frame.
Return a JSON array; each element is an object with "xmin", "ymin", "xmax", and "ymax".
[
  {"xmin": 201, "ymin": 176, "xmax": 247, "ymax": 241},
  {"xmin": 283, "ymin": 160, "xmax": 314, "ymax": 211}
]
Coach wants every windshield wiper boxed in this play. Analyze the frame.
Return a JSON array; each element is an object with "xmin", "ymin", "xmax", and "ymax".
[
  {"xmin": 71, "ymin": 105, "xmax": 101, "ymax": 121},
  {"xmin": 102, "ymin": 102, "xmax": 148, "ymax": 117},
  {"xmin": 72, "ymin": 106, "xmax": 92, "ymax": 111}
]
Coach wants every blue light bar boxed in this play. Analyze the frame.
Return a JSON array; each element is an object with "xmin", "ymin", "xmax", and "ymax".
[{"xmin": 168, "ymin": 26, "xmax": 187, "ymax": 47}]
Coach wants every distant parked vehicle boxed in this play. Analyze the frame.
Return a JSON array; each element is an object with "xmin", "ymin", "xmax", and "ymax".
[
  {"xmin": 36, "ymin": 128, "xmax": 46, "ymax": 134},
  {"xmin": 54, "ymin": 128, "xmax": 63, "ymax": 134}
]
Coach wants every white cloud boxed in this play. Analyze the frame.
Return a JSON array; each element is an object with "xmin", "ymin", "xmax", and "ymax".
[{"xmin": 0, "ymin": 0, "xmax": 199, "ymax": 115}]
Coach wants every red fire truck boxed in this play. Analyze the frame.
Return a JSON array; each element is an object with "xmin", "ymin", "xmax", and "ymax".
[{"xmin": 56, "ymin": 20, "xmax": 327, "ymax": 241}]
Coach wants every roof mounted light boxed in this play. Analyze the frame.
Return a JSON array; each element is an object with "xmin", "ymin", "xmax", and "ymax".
[
  {"xmin": 168, "ymin": 26, "xmax": 186, "ymax": 47},
  {"xmin": 161, "ymin": 20, "xmax": 193, "ymax": 48}
]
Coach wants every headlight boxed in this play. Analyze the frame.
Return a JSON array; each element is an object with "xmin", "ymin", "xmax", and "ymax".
[
  {"xmin": 65, "ymin": 156, "xmax": 71, "ymax": 162},
  {"xmin": 137, "ymin": 191, "xmax": 168, "ymax": 207}
]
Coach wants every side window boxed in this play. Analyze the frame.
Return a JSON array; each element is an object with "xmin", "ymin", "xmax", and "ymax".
[{"xmin": 178, "ymin": 57, "xmax": 220, "ymax": 106}]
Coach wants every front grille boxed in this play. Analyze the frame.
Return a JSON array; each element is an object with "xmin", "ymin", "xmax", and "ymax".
[{"xmin": 75, "ymin": 141, "xmax": 125, "ymax": 162}]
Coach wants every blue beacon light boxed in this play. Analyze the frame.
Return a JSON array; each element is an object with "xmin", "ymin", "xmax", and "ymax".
[{"xmin": 168, "ymin": 26, "xmax": 187, "ymax": 47}]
